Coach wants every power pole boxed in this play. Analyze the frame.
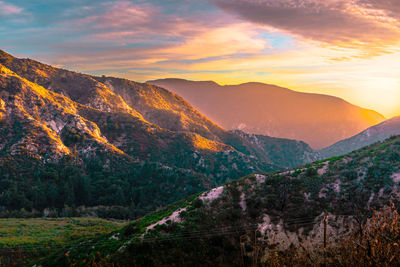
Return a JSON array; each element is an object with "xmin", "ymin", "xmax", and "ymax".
[
  {"xmin": 323, "ymin": 211, "xmax": 328, "ymax": 266},
  {"xmin": 253, "ymin": 230, "xmax": 259, "ymax": 267},
  {"xmin": 240, "ymin": 234, "xmax": 246, "ymax": 267}
]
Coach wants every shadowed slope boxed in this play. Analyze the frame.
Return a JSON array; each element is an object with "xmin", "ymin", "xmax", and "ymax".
[
  {"xmin": 319, "ymin": 116, "xmax": 400, "ymax": 158},
  {"xmin": 148, "ymin": 78, "xmax": 385, "ymax": 149}
]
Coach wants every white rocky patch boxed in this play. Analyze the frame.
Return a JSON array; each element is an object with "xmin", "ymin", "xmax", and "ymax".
[
  {"xmin": 318, "ymin": 188, "xmax": 327, "ymax": 199},
  {"xmin": 146, "ymin": 208, "xmax": 187, "ymax": 231},
  {"xmin": 392, "ymin": 172, "xmax": 400, "ymax": 183},
  {"xmin": 258, "ymin": 214, "xmax": 273, "ymax": 235},
  {"xmin": 118, "ymin": 239, "xmax": 133, "ymax": 253},
  {"xmin": 199, "ymin": 186, "xmax": 224, "ymax": 202},
  {"xmin": 367, "ymin": 193, "xmax": 375, "ymax": 208},
  {"xmin": 378, "ymin": 188, "xmax": 384, "ymax": 198},
  {"xmin": 109, "ymin": 233, "xmax": 120, "ymax": 240},
  {"xmin": 255, "ymin": 174, "xmax": 266, "ymax": 183},
  {"xmin": 333, "ymin": 179, "xmax": 341, "ymax": 193},
  {"xmin": 317, "ymin": 162, "xmax": 329, "ymax": 175},
  {"xmin": 237, "ymin": 123, "xmax": 247, "ymax": 130},
  {"xmin": 342, "ymin": 157, "xmax": 352, "ymax": 164},
  {"xmin": 257, "ymin": 215, "xmax": 299, "ymax": 250},
  {"xmin": 258, "ymin": 213, "xmax": 354, "ymax": 252},
  {"xmin": 47, "ymin": 119, "xmax": 67, "ymax": 134}
]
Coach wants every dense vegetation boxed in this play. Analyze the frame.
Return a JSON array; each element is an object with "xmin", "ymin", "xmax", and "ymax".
[
  {"xmin": 0, "ymin": 49, "xmax": 323, "ymax": 219},
  {"xmin": 0, "ymin": 153, "xmax": 207, "ymax": 219},
  {"xmin": 37, "ymin": 135, "xmax": 400, "ymax": 266}
]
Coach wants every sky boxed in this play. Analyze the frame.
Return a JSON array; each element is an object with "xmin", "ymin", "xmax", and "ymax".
[{"xmin": 1, "ymin": 0, "xmax": 400, "ymax": 118}]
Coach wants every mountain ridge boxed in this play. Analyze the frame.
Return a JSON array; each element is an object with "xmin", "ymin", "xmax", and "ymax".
[
  {"xmin": 319, "ymin": 116, "xmax": 400, "ymax": 158},
  {"xmin": 148, "ymin": 78, "xmax": 385, "ymax": 149},
  {"xmin": 0, "ymin": 49, "xmax": 318, "ymax": 219}
]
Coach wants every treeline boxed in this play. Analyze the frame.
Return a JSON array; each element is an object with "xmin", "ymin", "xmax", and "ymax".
[{"xmin": 0, "ymin": 154, "xmax": 207, "ymax": 219}]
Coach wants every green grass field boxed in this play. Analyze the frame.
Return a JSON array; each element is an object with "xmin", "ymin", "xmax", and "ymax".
[
  {"xmin": 0, "ymin": 217, "xmax": 126, "ymax": 248},
  {"xmin": 0, "ymin": 217, "xmax": 127, "ymax": 266}
]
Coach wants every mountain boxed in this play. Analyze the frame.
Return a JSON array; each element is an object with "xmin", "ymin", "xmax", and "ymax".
[
  {"xmin": 39, "ymin": 135, "xmax": 400, "ymax": 266},
  {"xmin": 319, "ymin": 116, "xmax": 400, "ymax": 159},
  {"xmin": 232, "ymin": 130, "xmax": 318, "ymax": 168},
  {"xmin": 148, "ymin": 78, "xmax": 385, "ymax": 149},
  {"xmin": 0, "ymin": 50, "xmax": 315, "ymax": 218}
]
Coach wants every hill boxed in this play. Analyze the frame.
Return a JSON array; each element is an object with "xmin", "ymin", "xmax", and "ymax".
[
  {"xmin": 148, "ymin": 78, "xmax": 385, "ymax": 149},
  {"xmin": 319, "ymin": 116, "xmax": 400, "ymax": 158},
  {"xmin": 0, "ymin": 50, "xmax": 315, "ymax": 219},
  {"xmin": 40, "ymin": 135, "xmax": 400, "ymax": 266}
]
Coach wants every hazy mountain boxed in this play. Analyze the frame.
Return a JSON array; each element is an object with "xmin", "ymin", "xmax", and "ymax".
[
  {"xmin": 148, "ymin": 78, "xmax": 385, "ymax": 149},
  {"xmin": 319, "ymin": 116, "xmax": 400, "ymax": 159},
  {"xmin": 0, "ymin": 50, "xmax": 316, "ymax": 218},
  {"xmin": 40, "ymin": 134, "xmax": 400, "ymax": 266}
]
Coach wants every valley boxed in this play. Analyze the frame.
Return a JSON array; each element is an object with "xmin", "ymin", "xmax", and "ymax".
[
  {"xmin": 0, "ymin": 50, "xmax": 399, "ymax": 266},
  {"xmin": 2, "ymin": 0, "xmax": 400, "ymax": 265}
]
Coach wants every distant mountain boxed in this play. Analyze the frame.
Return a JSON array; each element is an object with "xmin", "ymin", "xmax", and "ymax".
[
  {"xmin": 40, "ymin": 134, "xmax": 400, "ymax": 266},
  {"xmin": 0, "ymin": 50, "xmax": 315, "ymax": 218},
  {"xmin": 148, "ymin": 78, "xmax": 385, "ymax": 149},
  {"xmin": 319, "ymin": 116, "xmax": 400, "ymax": 158}
]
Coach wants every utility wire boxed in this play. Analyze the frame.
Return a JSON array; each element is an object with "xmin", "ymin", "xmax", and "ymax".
[{"xmin": 0, "ymin": 214, "xmax": 360, "ymax": 251}]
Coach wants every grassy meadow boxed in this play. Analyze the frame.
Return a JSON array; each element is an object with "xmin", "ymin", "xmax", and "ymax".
[{"xmin": 0, "ymin": 217, "xmax": 127, "ymax": 266}]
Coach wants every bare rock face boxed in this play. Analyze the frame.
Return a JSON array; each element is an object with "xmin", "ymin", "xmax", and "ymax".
[{"xmin": 0, "ymin": 64, "xmax": 127, "ymax": 159}]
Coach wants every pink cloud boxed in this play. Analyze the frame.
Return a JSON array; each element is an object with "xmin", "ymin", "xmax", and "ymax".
[
  {"xmin": 71, "ymin": 1, "xmax": 231, "ymax": 42},
  {"xmin": 0, "ymin": 1, "xmax": 22, "ymax": 15},
  {"xmin": 90, "ymin": 1, "xmax": 155, "ymax": 28},
  {"xmin": 211, "ymin": 0, "xmax": 400, "ymax": 56}
]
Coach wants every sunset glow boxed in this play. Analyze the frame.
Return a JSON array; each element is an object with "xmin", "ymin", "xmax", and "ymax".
[{"xmin": 1, "ymin": 0, "xmax": 400, "ymax": 117}]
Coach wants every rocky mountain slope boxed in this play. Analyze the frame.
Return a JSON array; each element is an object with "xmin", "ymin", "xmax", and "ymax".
[
  {"xmin": 41, "ymin": 135, "xmax": 400, "ymax": 266},
  {"xmin": 0, "ymin": 50, "xmax": 315, "ymax": 218},
  {"xmin": 232, "ymin": 130, "xmax": 319, "ymax": 168},
  {"xmin": 319, "ymin": 116, "xmax": 400, "ymax": 159},
  {"xmin": 148, "ymin": 78, "xmax": 385, "ymax": 149}
]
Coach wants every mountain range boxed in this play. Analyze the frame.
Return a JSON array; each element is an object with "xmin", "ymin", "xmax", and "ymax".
[
  {"xmin": 1, "ymin": 49, "xmax": 400, "ymax": 266},
  {"xmin": 148, "ymin": 78, "xmax": 385, "ymax": 149},
  {"xmin": 0, "ymin": 50, "xmax": 318, "ymax": 218}
]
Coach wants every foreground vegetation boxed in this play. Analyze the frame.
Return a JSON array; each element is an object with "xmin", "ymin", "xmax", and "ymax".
[
  {"xmin": 34, "ymin": 136, "xmax": 400, "ymax": 266},
  {"xmin": 0, "ymin": 217, "xmax": 126, "ymax": 266}
]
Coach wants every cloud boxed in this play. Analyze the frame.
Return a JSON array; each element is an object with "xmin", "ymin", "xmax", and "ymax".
[
  {"xmin": 77, "ymin": 1, "xmax": 156, "ymax": 28},
  {"xmin": 7, "ymin": 0, "xmax": 396, "ymax": 117},
  {"xmin": 71, "ymin": 1, "xmax": 228, "ymax": 42},
  {"xmin": 211, "ymin": 0, "xmax": 400, "ymax": 56},
  {"xmin": 358, "ymin": 0, "xmax": 400, "ymax": 18},
  {"xmin": 0, "ymin": 1, "xmax": 22, "ymax": 16},
  {"xmin": 51, "ymin": 1, "xmax": 273, "ymax": 66}
]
